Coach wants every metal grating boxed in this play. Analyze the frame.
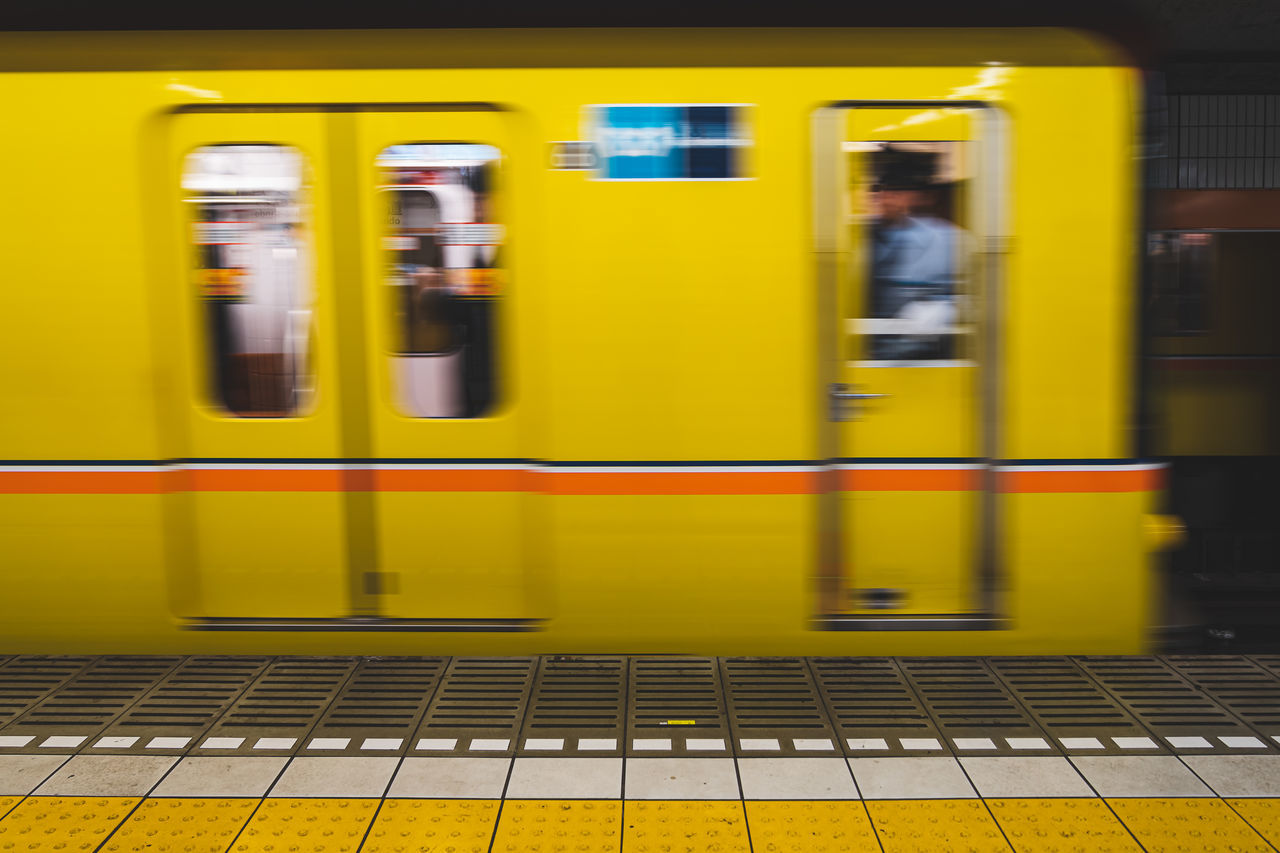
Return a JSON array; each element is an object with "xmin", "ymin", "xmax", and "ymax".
[
  {"xmin": 899, "ymin": 657, "xmax": 1055, "ymax": 754},
  {"xmin": 811, "ymin": 657, "xmax": 946, "ymax": 756},
  {"xmin": 1163, "ymin": 655, "xmax": 1280, "ymax": 746},
  {"xmin": 306, "ymin": 657, "xmax": 447, "ymax": 755},
  {"xmin": 412, "ymin": 657, "xmax": 535, "ymax": 755},
  {"xmin": 1148, "ymin": 94, "xmax": 1280, "ymax": 189},
  {"xmin": 518, "ymin": 656, "xmax": 625, "ymax": 755},
  {"xmin": 627, "ymin": 657, "xmax": 728, "ymax": 756},
  {"xmin": 721, "ymin": 658, "xmax": 836, "ymax": 755},
  {"xmin": 0, "ymin": 656, "xmax": 93, "ymax": 731}
]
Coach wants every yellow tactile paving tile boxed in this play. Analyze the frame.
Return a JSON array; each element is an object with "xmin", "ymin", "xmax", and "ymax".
[
  {"xmin": 624, "ymin": 800, "xmax": 750, "ymax": 853},
  {"xmin": 231, "ymin": 798, "xmax": 380, "ymax": 853},
  {"xmin": 363, "ymin": 799, "xmax": 499, "ymax": 853},
  {"xmin": 0, "ymin": 796, "xmax": 139, "ymax": 853},
  {"xmin": 100, "ymin": 798, "xmax": 259, "ymax": 853},
  {"xmin": 986, "ymin": 799, "xmax": 1142, "ymax": 852},
  {"xmin": 1226, "ymin": 799, "xmax": 1280, "ymax": 848},
  {"xmin": 1108, "ymin": 798, "xmax": 1274, "ymax": 853},
  {"xmin": 0, "ymin": 798, "xmax": 20, "ymax": 820},
  {"xmin": 492, "ymin": 800, "xmax": 620, "ymax": 853},
  {"xmin": 866, "ymin": 799, "xmax": 1012, "ymax": 853},
  {"xmin": 744, "ymin": 800, "xmax": 880, "ymax": 852}
]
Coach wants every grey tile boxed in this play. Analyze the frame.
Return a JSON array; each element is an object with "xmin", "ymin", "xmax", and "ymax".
[
  {"xmin": 505, "ymin": 758, "xmax": 622, "ymax": 799},
  {"xmin": 738, "ymin": 758, "xmax": 857, "ymax": 800},
  {"xmin": 1070, "ymin": 756, "xmax": 1212, "ymax": 797},
  {"xmin": 0, "ymin": 755, "xmax": 70, "ymax": 795},
  {"xmin": 269, "ymin": 757, "xmax": 399, "ymax": 797},
  {"xmin": 849, "ymin": 757, "xmax": 976, "ymax": 799},
  {"xmin": 33, "ymin": 755, "xmax": 178, "ymax": 796},
  {"xmin": 388, "ymin": 758, "xmax": 511, "ymax": 798},
  {"xmin": 624, "ymin": 758, "xmax": 739, "ymax": 800},
  {"xmin": 960, "ymin": 757, "xmax": 1093, "ymax": 798},
  {"xmin": 152, "ymin": 757, "xmax": 287, "ymax": 797},
  {"xmin": 1181, "ymin": 755, "xmax": 1280, "ymax": 796}
]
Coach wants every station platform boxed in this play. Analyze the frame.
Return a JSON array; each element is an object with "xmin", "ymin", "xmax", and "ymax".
[{"xmin": 2, "ymin": 654, "xmax": 1280, "ymax": 851}]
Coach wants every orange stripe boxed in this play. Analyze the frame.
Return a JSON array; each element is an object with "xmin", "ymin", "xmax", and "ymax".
[
  {"xmin": 374, "ymin": 468, "xmax": 529, "ymax": 492},
  {"xmin": 0, "ymin": 470, "xmax": 168, "ymax": 494},
  {"xmin": 999, "ymin": 467, "xmax": 1164, "ymax": 493},
  {"xmin": 839, "ymin": 469, "xmax": 981, "ymax": 491},
  {"xmin": 539, "ymin": 470, "xmax": 816, "ymax": 495},
  {"xmin": 184, "ymin": 469, "xmax": 346, "ymax": 492}
]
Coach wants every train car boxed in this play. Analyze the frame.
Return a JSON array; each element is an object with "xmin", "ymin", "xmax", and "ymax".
[{"xmin": 0, "ymin": 24, "xmax": 1168, "ymax": 655}]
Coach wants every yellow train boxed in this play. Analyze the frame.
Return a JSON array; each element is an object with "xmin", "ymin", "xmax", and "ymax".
[{"xmin": 0, "ymin": 26, "xmax": 1167, "ymax": 655}]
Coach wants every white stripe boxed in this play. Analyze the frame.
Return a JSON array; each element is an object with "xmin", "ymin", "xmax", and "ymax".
[
  {"xmin": 180, "ymin": 463, "xmax": 351, "ymax": 471},
  {"xmin": 1112, "ymin": 737, "xmax": 1158, "ymax": 750},
  {"xmin": 577, "ymin": 739, "xmax": 617, "ymax": 751},
  {"xmin": 1059, "ymin": 737, "xmax": 1105, "ymax": 750},
  {"xmin": 368, "ymin": 464, "xmax": 527, "ymax": 471},
  {"xmin": 686, "ymin": 738, "xmax": 726, "ymax": 751},
  {"xmin": 469, "ymin": 738, "xmax": 509, "ymax": 751},
  {"xmin": 253, "ymin": 738, "xmax": 296, "ymax": 750},
  {"xmin": 899, "ymin": 738, "xmax": 943, "ymax": 751},
  {"xmin": 201, "ymin": 737, "xmax": 244, "ymax": 749},
  {"xmin": 524, "ymin": 739, "xmax": 564, "ymax": 751},
  {"xmin": 40, "ymin": 736, "xmax": 86, "ymax": 748},
  {"xmin": 1166, "ymin": 736, "xmax": 1212, "ymax": 749},
  {"xmin": 549, "ymin": 466, "xmax": 819, "ymax": 474},
  {"xmin": 0, "ymin": 736, "xmax": 34, "ymax": 747},
  {"xmin": 997, "ymin": 463, "xmax": 1164, "ymax": 473},
  {"xmin": 847, "ymin": 738, "xmax": 889, "ymax": 751},
  {"xmin": 146, "ymin": 737, "xmax": 191, "ymax": 749},
  {"xmin": 361, "ymin": 738, "xmax": 403, "ymax": 751},
  {"xmin": 953, "ymin": 738, "xmax": 996, "ymax": 751},
  {"xmin": 837, "ymin": 464, "xmax": 983, "ymax": 471},
  {"xmin": 94, "ymin": 736, "xmax": 139, "ymax": 749},
  {"xmin": 1220, "ymin": 736, "xmax": 1265, "ymax": 749},
  {"xmin": 307, "ymin": 738, "xmax": 350, "ymax": 750},
  {"xmin": 415, "ymin": 738, "xmax": 458, "ymax": 751},
  {"xmin": 740, "ymin": 738, "xmax": 781, "ymax": 751},
  {"xmin": 0, "ymin": 465, "xmax": 166, "ymax": 473},
  {"xmin": 793, "ymin": 738, "xmax": 835, "ymax": 751},
  {"xmin": 633, "ymin": 739, "xmax": 672, "ymax": 751},
  {"xmin": 1006, "ymin": 738, "xmax": 1050, "ymax": 750}
]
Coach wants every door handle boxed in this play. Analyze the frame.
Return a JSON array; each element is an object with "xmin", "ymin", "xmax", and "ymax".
[{"xmin": 829, "ymin": 383, "xmax": 888, "ymax": 421}]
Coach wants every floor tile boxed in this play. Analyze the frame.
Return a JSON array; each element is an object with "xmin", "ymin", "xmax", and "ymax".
[
  {"xmin": 268, "ymin": 757, "xmax": 399, "ymax": 797},
  {"xmin": 505, "ymin": 758, "xmax": 622, "ymax": 799},
  {"xmin": 1226, "ymin": 798, "xmax": 1280, "ymax": 848},
  {"xmin": 151, "ymin": 757, "xmax": 287, "ymax": 797},
  {"xmin": 235, "ymin": 798, "xmax": 379, "ymax": 851},
  {"xmin": 0, "ymin": 755, "xmax": 70, "ymax": 795},
  {"xmin": 1070, "ymin": 756, "xmax": 1213, "ymax": 797},
  {"xmin": 959, "ymin": 757, "xmax": 1093, "ymax": 798},
  {"xmin": 737, "ymin": 758, "xmax": 858, "ymax": 800},
  {"xmin": 866, "ymin": 800, "xmax": 1010, "ymax": 852},
  {"xmin": 387, "ymin": 757, "xmax": 511, "ymax": 798},
  {"xmin": 493, "ymin": 801, "xmax": 621, "ymax": 853},
  {"xmin": 101, "ymin": 797, "xmax": 258, "ymax": 853},
  {"xmin": 624, "ymin": 758, "xmax": 739, "ymax": 800},
  {"xmin": 1182, "ymin": 755, "xmax": 1280, "ymax": 796},
  {"xmin": 849, "ymin": 757, "xmax": 976, "ymax": 799},
  {"xmin": 0, "ymin": 797, "xmax": 138, "ymax": 851},
  {"xmin": 986, "ymin": 798, "xmax": 1141, "ymax": 851},
  {"xmin": 1109, "ymin": 797, "xmax": 1272, "ymax": 852},
  {"xmin": 33, "ymin": 755, "xmax": 178, "ymax": 796},
  {"xmin": 624, "ymin": 801, "xmax": 749, "ymax": 853},
  {"xmin": 364, "ymin": 800, "xmax": 498, "ymax": 853},
  {"xmin": 744, "ymin": 801, "xmax": 879, "ymax": 852}
]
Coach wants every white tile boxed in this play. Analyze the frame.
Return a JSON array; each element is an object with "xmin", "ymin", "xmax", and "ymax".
[
  {"xmin": 362, "ymin": 738, "xmax": 403, "ymax": 751},
  {"xmin": 469, "ymin": 738, "xmax": 509, "ymax": 752},
  {"xmin": 1167, "ymin": 736, "xmax": 1212, "ymax": 749},
  {"xmin": 388, "ymin": 757, "xmax": 511, "ymax": 798},
  {"xmin": 899, "ymin": 738, "xmax": 942, "ymax": 751},
  {"xmin": 1006, "ymin": 738, "xmax": 1051, "ymax": 751},
  {"xmin": 960, "ymin": 757, "xmax": 1093, "ymax": 798},
  {"xmin": 1220, "ymin": 736, "xmax": 1265, "ymax": 749},
  {"xmin": 953, "ymin": 738, "xmax": 996, "ymax": 751},
  {"xmin": 740, "ymin": 738, "xmax": 781, "ymax": 751},
  {"xmin": 1112, "ymin": 737, "xmax": 1158, "ymax": 750},
  {"xmin": 524, "ymin": 739, "xmax": 564, "ymax": 751},
  {"xmin": 577, "ymin": 739, "xmax": 617, "ymax": 751},
  {"xmin": 201, "ymin": 737, "xmax": 244, "ymax": 749},
  {"xmin": 739, "ymin": 758, "xmax": 857, "ymax": 800},
  {"xmin": 847, "ymin": 738, "xmax": 889, "ymax": 751},
  {"xmin": 146, "ymin": 737, "xmax": 191, "ymax": 750},
  {"xmin": 632, "ymin": 739, "xmax": 671, "ymax": 751},
  {"xmin": 793, "ymin": 739, "xmax": 834, "ymax": 751},
  {"xmin": 1183, "ymin": 755, "xmax": 1280, "ymax": 796},
  {"xmin": 270, "ymin": 757, "xmax": 399, "ymax": 797},
  {"xmin": 40, "ymin": 736, "xmax": 86, "ymax": 749},
  {"xmin": 152, "ymin": 757, "xmax": 287, "ymax": 797},
  {"xmin": 850, "ymin": 757, "xmax": 975, "ymax": 799},
  {"xmin": 686, "ymin": 738, "xmax": 726, "ymax": 751},
  {"xmin": 34, "ymin": 755, "xmax": 178, "ymax": 796},
  {"xmin": 253, "ymin": 738, "xmax": 296, "ymax": 750},
  {"xmin": 1059, "ymin": 737, "xmax": 1105, "ymax": 751},
  {"xmin": 0, "ymin": 755, "xmax": 71, "ymax": 795},
  {"xmin": 1273, "ymin": 736, "xmax": 1280, "ymax": 747},
  {"xmin": 94, "ymin": 737, "xmax": 139, "ymax": 749},
  {"xmin": 625, "ymin": 758, "xmax": 739, "ymax": 800},
  {"xmin": 307, "ymin": 738, "xmax": 350, "ymax": 750},
  {"xmin": 1071, "ymin": 756, "xmax": 1213, "ymax": 797},
  {"xmin": 0, "ymin": 736, "xmax": 34, "ymax": 748},
  {"xmin": 416, "ymin": 738, "xmax": 458, "ymax": 751},
  {"xmin": 506, "ymin": 758, "xmax": 622, "ymax": 799}
]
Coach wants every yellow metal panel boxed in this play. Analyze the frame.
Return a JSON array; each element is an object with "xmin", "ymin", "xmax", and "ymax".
[
  {"xmin": 234, "ymin": 798, "xmax": 380, "ymax": 853},
  {"xmin": 492, "ymin": 801, "xmax": 620, "ymax": 853},
  {"xmin": 1225, "ymin": 799, "xmax": 1280, "ymax": 848},
  {"xmin": 101, "ymin": 798, "xmax": 257, "ymax": 853},
  {"xmin": 363, "ymin": 799, "xmax": 498, "ymax": 853},
  {"xmin": 866, "ymin": 800, "xmax": 1011, "ymax": 852},
  {"xmin": 624, "ymin": 801, "xmax": 749, "ymax": 853},
  {"xmin": 744, "ymin": 801, "xmax": 880, "ymax": 852},
  {"xmin": 1108, "ymin": 798, "xmax": 1272, "ymax": 852},
  {"xmin": 986, "ymin": 799, "xmax": 1141, "ymax": 852},
  {"xmin": 0, "ymin": 797, "xmax": 138, "ymax": 853}
]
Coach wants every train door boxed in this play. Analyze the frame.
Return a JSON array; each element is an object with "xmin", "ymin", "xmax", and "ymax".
[{"xmin": 814, "ymin": 103, "xmax": 1003, "ymax": 626}]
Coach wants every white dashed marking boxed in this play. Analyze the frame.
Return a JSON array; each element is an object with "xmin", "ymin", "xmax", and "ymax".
[
  {"xmin": 524, "ymin": 739, "xmax": 564, "ymax": 751},
  {"xmin": 793, "ymin": 739, "xmax": 834, "ymax": 751},
  {"xmin": 686, "ymin": 738, "xmax": 726, "ymax": 751},
  {"xmin": 40, "ymin": 736, "xmax": 86, "ymax": 748},
  {"xmin": 1167, "ymin": 736, "xmax": 1212, "ymax": 749},
  {"xmin": 253, "ymin": 738, "xmax": 297, "ymax": 750},
  {"xmin": 740, "ymin": 738, "xmax": 781, "ymax": 751},
  {"xmin": 577, "ymin": 739, "xmax": 617, "ymax": 751},
  {"xmin": 953, "ymin": 738, "xmax": 996, "ymax": 751},
  {"xmin": 416, "ymin": 738, "xmax": 458, "ymax": 751},
  {"xmin": 0, "ymin": 736, "xmax": 34, "ymax": 748},
  {"xmin": 633, "ymin": 739, "xmax": 671, "ymax": 751},
  {"xmin": 1005, "ymin": 738, "xmax": 1050, "ymax": 750},
  {"xmin": 1059, "ymin": 737, "xmax": 1105, "ymax": 750},
  {"xmin": 469, "ymin": 739, "xmax": 509, "ymax": 751},
  {"xmin": 201, "ymin": 737, "xmax": 244, "ymax": 749},
  {"xmin": 94, "ymin": 737, "xmax": 139, "ymax": 749},
  {"xmin": 1220, "ymin": 736, "xmax": 1265, "ymax": 749},
  {"xmin": 1112, "ymin": 737, "xmax": 1158, "ymax": 750},
  {"xmin": 847, "ymin": 738, "xmax": 889, "ymax": 751},
  {"xmin": 361, "ymin": 738, "xmax": 403, "ymax": 751},
  {"xmin": 146, "ymin": 737, "xmax": 191, "ymax": 749},
  {"xmin": 900, "ymin": 738, "xmax": 943, "ymax": 751},
  {"xmin": 308, "ymin": 738, "xmax": 350, "ymax": 750}
]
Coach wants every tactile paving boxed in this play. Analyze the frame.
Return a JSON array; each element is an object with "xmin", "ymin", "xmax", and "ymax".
[
  {"xmin": 100, "ymin": 797, "xmax": 258, "ymax": 853},
  {"xmin": 1226, "ymin": 798, "xmax": 1280, "ymax": 847},
  {"xmin": 491, "ymin": 800, "xmax": 620, "ymax": 853},
  {"xmin": 985, "ymin": 798, "xmax": 1141, "ymax": 852},
  {"xmin": 0, "ymin": 797, "xmax": 19, "ymax": 820},
  {"xmin": 624, "ymin": 800, "xmax": 750, "ymax": 853},
  {"xmin": 628, "ymin": 658, "xmax": 727, "ymax": 756},
  {"xmin": 1107, "ymin": 797, "xmax": 1273, "ymax": 852},
  {"xmin": 362, "ymin": 799, "xmax": 498, "ymax": 853},
  {"xmin": 744, "ymin": 800, "xmax": 880, "ymax": 852},
  {"xmin": 0, "ymin": 796, "xmax": 139, "ymax": 852},
  {"xmin": 233, "ymin": 798, "xmax": 380, "ymax": 853},
  {"xmin": 865, "ymin": 800, "xmax": 1011, "ymax": 852}
]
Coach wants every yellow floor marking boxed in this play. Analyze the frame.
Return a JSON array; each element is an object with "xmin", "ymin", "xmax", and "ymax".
[
  {"xmin": 362, "ymin": 799, "xmax": 499, "ymax": 853},
  {"xmin": 1108, "ymin": 798, "xmax": 1273, "ymax": 852},
  {"xmin": 866, "ymin": 800, "xmax": 1012, "ymax": 852},
  {"xmin": 0, "ymin": 797, "xmax": 20, "ymax": 820},
  {"xmin": 624, "ymin": 800, "xmax": 750, "ymax": 853},
  {"xmin": 0, "ymin": 796, "xmax": 139, "ymax": 853},
  {"xmin": 492, "ymin": 800, "xmax": 621, "ymax": 853},
  {"xmin": 744, "ymin": 800, "xmax": 880, "ymax": 852},
  {"xmin": 1225, "ymin": 799, "xmax": 1280, "ymax": 848},
  {"xmin": 986, "ymin": 799, "xmax": 1142, "ymax": 852},
  {"xmin": 231, "ymin": 798, "xmax": 380, "ymax": 853},
  {"xmin": 100, "ymin": 798, "xmax": 258, "ymax": 853}
]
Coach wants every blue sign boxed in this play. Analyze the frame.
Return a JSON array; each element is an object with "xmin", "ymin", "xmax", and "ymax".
[{"xmin": 593, "ymin": 105, "xmax": 744, "ymax": 180}]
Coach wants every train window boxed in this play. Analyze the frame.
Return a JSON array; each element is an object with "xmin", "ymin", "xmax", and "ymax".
[
  {"xmin": 182, "ymin": 145, "xmax": 315, "ymax": 417},
  {"xmin": 1150, "ymin": 231, "xmax": 1212, "ymax": 335},
  {"xmin": 379, "ymin": 144, "xmax": 503, "ymax": 418}
]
